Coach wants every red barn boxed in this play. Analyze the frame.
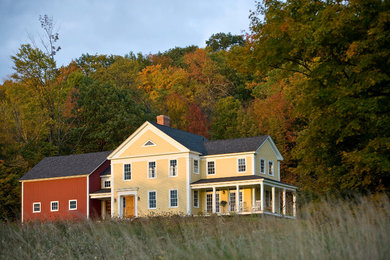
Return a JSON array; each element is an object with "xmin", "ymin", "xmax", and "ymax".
[{"xmin": 20, "ymin": 151, "xmax": 111, "ymax": 222}]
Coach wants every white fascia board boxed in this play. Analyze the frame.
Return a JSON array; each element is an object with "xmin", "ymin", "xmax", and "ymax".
[
  {"xmin": 255, "ymin": 136, "xmax": 284, "ymax": 161},
  {"xmin": 107, "ymin": 121, "xmax": 149, "ymax": 159}
]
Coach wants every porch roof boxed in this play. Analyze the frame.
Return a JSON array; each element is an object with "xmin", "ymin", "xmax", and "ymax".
[
  {"xmin": 90, "ymin": 188, "xmax": 111, "ymax": 199},
  {"xmin": 191, "ymin": 175, "xmax": 297, "ymax": 189},
  {"xmin": 90, "ymin": 188, "xmax": 111, "ymax": 194}
]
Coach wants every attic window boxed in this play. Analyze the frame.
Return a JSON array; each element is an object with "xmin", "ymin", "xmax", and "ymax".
[{"xmin": 143, "ymin": 140, "xmax": 156, "ymax": 147}]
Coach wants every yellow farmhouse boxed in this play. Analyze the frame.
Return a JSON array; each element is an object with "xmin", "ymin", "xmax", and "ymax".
[{"xmin": 94, "ymin": 115, "xmax": 297, "ymax": 219}]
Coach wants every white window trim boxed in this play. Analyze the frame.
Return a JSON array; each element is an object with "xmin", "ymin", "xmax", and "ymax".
[
  {"xmin": 169, "ymin": 189, "xmax": 179, "ymax": 208},
  {"xmin": 69, "ymin": 200, "xmax": 77, "ymax": 210},
  {"xmin": 50, "ymin": 201, "xmax": 59, "ymax": 212},
  {"xmin": 269, "ymin": 160, "xmax": 274, "ymax": 176},
  {"xmin": 147, "ymin": 190, "xmax": 157, "ymax": 209},
  {"xmin": 169, "ymin": 159, "xmax": 178, "ymax": 177},
  {"xmin": 123, "ymin": 163, "xmax": 132, "ymax": 181},
  {"xmin": 33, "ymin": 202, "xmax": 41, "ymax": 213},
  {"xmin": 142, "ymin": 140, "xmax": 156, "ymax": 147},
  {"xmin": 147, "ymin": 161, "xmax": 157, "ymax": 179},
  {"xmin": 207, "ymin": 160, "xmax": 216, "ymax": 176},
  {"xmin": 260, "ymin": 158, "xmax": 266, "ymax": 175},
  {"xmin": 193, "ymin": 190, "xmax": 199, "ymax": 208},
  {"xmin": 237, "ymin": 158, "xmax": 246, "ymax": 173},
  {"xmin": 193, "ymin": 159, "xmax": 199, "ymax": 174}
]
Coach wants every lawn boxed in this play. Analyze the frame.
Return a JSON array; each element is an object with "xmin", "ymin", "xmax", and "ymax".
[{"xmin": 1, "ymin": 195, "xmax": 389, "ymax": 259}]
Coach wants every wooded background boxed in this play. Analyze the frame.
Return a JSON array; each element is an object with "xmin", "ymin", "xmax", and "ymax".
[{"xmin": 1, "ymin": 0, "xmax": 389, "ymax": 220}]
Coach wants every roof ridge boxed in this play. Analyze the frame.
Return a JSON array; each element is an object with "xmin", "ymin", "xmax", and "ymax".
[
  {"xmin": 149, "ymin": 121, "xmax": 207, "ymax": 140},
  {"xmin": 41, "ymin": 150, "xmax": 112, "ymax": 160},
  {"xmin": 204, "ymin": 135, "xmax": 268, "ymax": 143}
]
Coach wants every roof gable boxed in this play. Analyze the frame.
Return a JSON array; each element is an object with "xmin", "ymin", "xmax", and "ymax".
[
  {"xmin": 108, "ymin": 122, "xmax": 192, "ymax": 159},
  {"xmin": 256, "ymin": 136, "xmax": 284, "ymax": 160},
  {"xmin": 20, "ymin": 151, "xmax": 111, "ymax": 181}
]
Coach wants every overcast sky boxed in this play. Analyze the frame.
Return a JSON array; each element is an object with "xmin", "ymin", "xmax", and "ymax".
[{"xmin": 0, "ymin": 0, "xmax": 256, "ymax": 83}]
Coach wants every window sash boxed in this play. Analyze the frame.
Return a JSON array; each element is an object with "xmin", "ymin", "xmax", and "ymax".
[
  {"xmin": 104, "ymin": 180, "xmax": 111, "ymax": 188},
  {"xmin": 124, "ymin": 164, "xmax": 132, "ymax": 180},
  {"xmin": 148, "ymin": 162, "xmax": 156, "ymax": 178},
  {"xmin": 193, "ymin": 160, "xmax": 199, "ymax": 174},
  {"xmin": 216, "ymin": 193, "xmax": 220, "ymax": 213},
  {"xmin": 33, "ymin": 203, "xmax": 41, "ymax": 213},
  {"xmin": 170, "ymin": 190, "xmax": 178, "ymax": 207},
  {"xmin": 269, "ymin": 161, "xmax": 274, "ymax": 176},
  {"xmin": 193, "ymin": 190, "xmax": 199, "ymax": 208},
  {"xmin": 148, "ymin": 191, "xmax": 157, "ymax": 209},
  {"xmin": 69, "ymin": 200, "xmax": 77, "ymax": 210},
  {"xmin": 207, "ymin": 161, "xmax": 215, "ymax": 175},
  {"xmin": 206, "ymin": 194, "xmax": 213, "ymax": 213},
  {"xmin": 238, "ymin": 158, "xmax": 246, "ymax": 172},
  {"xmin": 51, "ymin": 202, "xmax": 59, "ymax": 211},
  {"xmin": 169, "ymin": 160, "xmax": 177, "ymax": 176},
  {"xmin": 260, "ymin": 159, "xmax": 265, "ymax": 174}
]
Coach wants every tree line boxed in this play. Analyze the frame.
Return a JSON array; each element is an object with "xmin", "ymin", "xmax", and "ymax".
[{"xmin": 1, "ymin": 0, "xmax": 389, "ymax": 220}]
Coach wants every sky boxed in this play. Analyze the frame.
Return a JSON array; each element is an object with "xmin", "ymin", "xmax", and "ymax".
[{"xmin": 0, "ymin": 0, "xmax": 256, "ymax": 83}]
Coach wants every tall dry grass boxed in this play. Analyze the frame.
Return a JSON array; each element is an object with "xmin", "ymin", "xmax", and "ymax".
[{"xmin": 0, "ymin": 195, "xmax": 389, "ymax": 259}]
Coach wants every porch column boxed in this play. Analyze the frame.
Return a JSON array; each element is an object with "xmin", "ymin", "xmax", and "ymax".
[
  {"xmin": 252, "ymin": 187, "xmax": 255, "ymax": 211},
  {"xmin": 260, "ymin": 182, "xmax": 264, "ymax": 212},
  {"xmin": 212, "ymin": 186, "xmax": 216, "ymax": 214},
  {"xmin": 272, "ymin": 186, "xmax": 276, "ymax": 213},
  {"xmin": 236, "ymin": 185, "xmax": 240, "ymax": 212},
  {"xmin": 293, "ymin": 192, "xmax": 296, "ymax": 217},
  {"xmin": 282, "ymin": 189, "xmax": 286, "ymax": 215}
]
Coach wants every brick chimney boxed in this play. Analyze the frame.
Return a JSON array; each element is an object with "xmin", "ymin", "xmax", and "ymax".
[{"xmin": 156, "ymin": 115, "xmax": 171, "ymax": 127}]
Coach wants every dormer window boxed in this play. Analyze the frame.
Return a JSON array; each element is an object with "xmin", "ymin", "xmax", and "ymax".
[
  {"xmin": 104, "ymin": 180, "xmax": 111, "ymax": 188},
  {"xmin": 143, "ymin": 140, "xmax": 156, "ymax": 147}
]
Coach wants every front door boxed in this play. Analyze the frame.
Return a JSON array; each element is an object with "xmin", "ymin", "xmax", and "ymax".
[{"xmin": 123, "ymin": 195, "xmax": 135, "ymax": 218}]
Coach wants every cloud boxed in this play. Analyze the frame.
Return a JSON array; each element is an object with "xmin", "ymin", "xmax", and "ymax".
[{"xmin": 0, "ymin": 0, "xmax": 255, "ymax": 82}]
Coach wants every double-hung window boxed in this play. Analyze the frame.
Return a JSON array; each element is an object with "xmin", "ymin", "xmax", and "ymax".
[
  {"xmin": 260, "ymin": 159, "xmax": 265, "ymax": 174},
  {"xmin": 33, "ymin": 202, "xmax": 41, "ymax": 213},
  {"xmin": 124, "ymin": 164, "xmax": 132, "ymax": 180},
  {"xmin": 69, "ymin": 200, "xmax": 77, "ymax": 210},
  {"xmin": 269, "ymin": 160, "xmax": 274, "ymax": 176},
  {"xmin": 193, "ymin": 190, "xmax": 199, "ymax": 208},
  {"xmin": 148, "ymin": 191, "xmax": 157, "ymax": 209},
  {"xmin": 169, "ymin": 189, "xmax": 178, "ymax": 208},
  {"xmin": 51, "ymin": 201, "xmax": 59, "ymax": 212},
  {"xmin": 169, "ymin": 160, "xmax": 177, "ymax": 177},
  {"xmin": 148, "ymin": 161, "xmax": 156, "ymax": 178},
  {"xmin": 207, "ymin": 161, "xmax": 215, "ymax": 175},
  {"xmin": 238, "ymin": 158, "xmax": 246, "ymax": 172},
  {"xmin": 193, "ymin": 160, "xmax": 199, "ymax": 174}
]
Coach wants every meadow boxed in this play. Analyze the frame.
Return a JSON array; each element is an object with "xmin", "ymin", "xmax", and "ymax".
[{"xmin": 1, "ymin": 195, "xmax": 389, "ymax": 260}]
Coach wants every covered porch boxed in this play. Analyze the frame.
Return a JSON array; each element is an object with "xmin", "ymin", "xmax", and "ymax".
[
  {"xmin": 90, "ymin": 189, "xmax": 111, "ymax": 219},
  {"xmin": 191, "ymin": 176, "xmax": 297, "ymax": 218}
]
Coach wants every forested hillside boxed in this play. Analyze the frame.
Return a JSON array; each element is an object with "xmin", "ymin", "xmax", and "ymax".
[{"xmin": 1, "ymin": 0, "xmax": 389, "ymax": 220}]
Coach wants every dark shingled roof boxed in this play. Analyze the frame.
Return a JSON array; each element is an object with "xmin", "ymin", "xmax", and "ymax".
[
  {"xmin": 203, "ymin": 136, "xmax": 268, "ymax": 155},
  {"xmin": 101, "ymin": 166, "xmax": 111, "ymax": 176},
  {"xmin": 191, "ymin": 175, "xmax": 296, "ymax": 187},
  {"xmin": 150, "ymin": 122, "xmax": 208, "ymax": 154},
  {"xmin": 20, "ymin": 151, "xmax": 112, "ymax": 181},
  {"xmin": 150, "ymin": 122, "xmax": 268, "ymax": 155}
]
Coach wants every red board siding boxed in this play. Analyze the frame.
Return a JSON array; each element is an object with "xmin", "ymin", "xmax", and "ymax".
[
  {"xmin": 88, "ymin": 160, "xmax": 110, "ymax": 218},
  {"xmin": 23, "ymin": 176, "xmax": 87, "ymax": 221}
]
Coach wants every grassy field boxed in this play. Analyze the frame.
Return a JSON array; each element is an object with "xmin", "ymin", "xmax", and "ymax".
[{"xmin": 1, "ymin": 195, "xmax": 389, "ymax": 260}]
